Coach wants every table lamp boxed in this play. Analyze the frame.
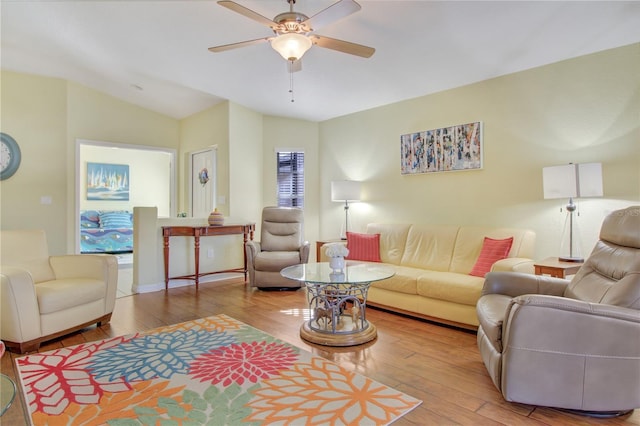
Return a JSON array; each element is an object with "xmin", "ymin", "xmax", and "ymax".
[
  {"xmin": 542, "ymin": 162, "xmax": 603, "ymax": 262},
  {"xmin": 331, "ymin": 180, "xmax": 361, "ymax": 239}
]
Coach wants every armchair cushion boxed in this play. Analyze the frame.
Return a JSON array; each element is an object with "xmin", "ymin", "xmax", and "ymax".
[
  {"xmin": 37, "ymin": 278, "xmax": 106, "ymax": 314},
  {"xmin": 254, "ymin": 251, "xmax": 302, "ymax": 272},
  {"xmin": 476, "ymin": 294, "xmax": 512, "ymax": 352},
  {"xmin": 2, "ymin": 230, "xmax": 55, "ymax": 283}
]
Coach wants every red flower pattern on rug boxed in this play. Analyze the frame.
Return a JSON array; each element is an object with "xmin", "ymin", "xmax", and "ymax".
[
  {"xmin": 18, "ymin": 336, "xmax": 134, "ymax": 416},
  {"xmin": 189, "ymin": 341, "xmax": 299, "ymax": 386}
]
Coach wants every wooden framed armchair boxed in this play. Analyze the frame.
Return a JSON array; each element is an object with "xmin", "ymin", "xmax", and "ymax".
[
  {"xmin": 245, "ymin": 207, "xmax": 310, "ymax": 290},
  {"xmin": 1, "ymin": 229, "xmax": 118, "ymax": 353},
  {"xmin": 476, "ymin": 206, "xmax": 640, "ymax": 416}
]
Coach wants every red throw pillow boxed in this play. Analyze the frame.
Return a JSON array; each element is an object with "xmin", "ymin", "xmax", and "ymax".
[
  {"xmin": 345, "ymin": 232, "xmax": 381, "ymax": 262},
  {"xmin": 469, "ymin": 237, "xmax": 514, "ymax": 277}
]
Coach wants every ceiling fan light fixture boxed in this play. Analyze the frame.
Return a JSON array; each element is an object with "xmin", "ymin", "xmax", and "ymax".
[{"xmin": 270, "ymin": 33, "xmax": 312, "ymax": 61}]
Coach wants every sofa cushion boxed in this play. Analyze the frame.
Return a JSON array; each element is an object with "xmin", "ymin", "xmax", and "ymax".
[
  {"xmin": 370, "ymin": 265, "xmax": 420, "ymax": 295},
  {"xmin": 345, "ymin": 232, "xmax": 381, "ymax": 262},
  {"xmin": 36, "ymin": 278, "xmax": 106, "ymax": 314},
  {"xmin": 366, "ymin": 224, "xmax": 411, "ymax": 265},
  {"xmin": 469, "ymin": 237, "xmax": 514, "ymax": 277},
  {"xmin": 450, "ymin": 227, "xmax": 534, "ymax": 274},
  {"xmin": 416, "ymin": 271, "xmax": 484, "ymax": 306},
  {"xmin": 400, "ymin": 225, "xmax": 459, "ymax": 271}
]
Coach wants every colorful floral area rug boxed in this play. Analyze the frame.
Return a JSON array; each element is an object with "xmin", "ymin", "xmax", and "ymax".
[{"xmin": 16, "ymin": 314, "xmax": 421, "ymax": 425}]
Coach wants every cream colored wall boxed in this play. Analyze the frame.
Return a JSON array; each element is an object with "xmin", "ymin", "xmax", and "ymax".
[
  {"xmin": 228, "ymin": 102, "xmax": 263, "ymax": 225},
  {"xmin": 179, "ymin": 102, "xmax": 230, "ymax": 216},
  {"xmin": 0, "ymin": 72, "xmax": 69, "ymax": 255},
  {"xmin": 263, "ymin": 115, "xmax": 320, "ymax": 249},
  {"xmin": 319, "ymin": 44, "xmax": 640, "ymax": 259}
]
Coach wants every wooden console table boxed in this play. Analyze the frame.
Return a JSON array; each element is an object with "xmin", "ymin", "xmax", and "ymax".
[{"xmin": 162, "ymin": 224, "xmax": 255, "ymax": 290}]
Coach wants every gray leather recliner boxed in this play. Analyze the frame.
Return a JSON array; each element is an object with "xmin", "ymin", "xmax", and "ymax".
[
  {"xmin": 245, "ymin": 206, "xmax": 310, "ymax": 289},
  {"xmin": 476, "ymin": 206, "xmax": 640, "ymax": 416}
]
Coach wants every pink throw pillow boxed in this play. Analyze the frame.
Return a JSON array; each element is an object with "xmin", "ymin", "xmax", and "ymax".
[
  {"xmin": 345, "ymin": 232, "xmax": 381, "ymax": 262},
  {"xmin": 469, "ymin": 237, "xmax": 514, "ymax": 277}
]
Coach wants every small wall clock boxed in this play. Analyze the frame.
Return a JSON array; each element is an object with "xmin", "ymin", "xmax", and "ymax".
[{"xmin": 1, "ymin": 132, "xmax": 22, "ymax": 180}]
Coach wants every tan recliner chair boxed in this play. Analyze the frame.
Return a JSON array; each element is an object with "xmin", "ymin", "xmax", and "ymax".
[
  {"xmin": 1, "ymin": 229, "xmax": 118, "ymax": 353},
  {"xmin": 245, "ymin": 207, "xmax": 310, "ymax": 290},
  {"xmin": 476, "ymin": 206, "xmax": 640, "ymax": 416}
]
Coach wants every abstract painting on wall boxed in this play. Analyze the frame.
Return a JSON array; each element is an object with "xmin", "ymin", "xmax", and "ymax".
[
  {"xmin": 401, "ymin": 121, "xmax": 482, "ymax": 175},
  {"xmin": 87, "ymin": 162, "xmax": 130, "ymax": 201}
]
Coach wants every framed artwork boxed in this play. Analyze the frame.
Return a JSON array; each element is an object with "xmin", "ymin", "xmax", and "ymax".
[
  {"xmin": 87, "ymin": 162, "xmax": 130, "ymax": 200},
  {"xmin": 401, "ymin": 121, "xmax": 482, "ymax": 175}
]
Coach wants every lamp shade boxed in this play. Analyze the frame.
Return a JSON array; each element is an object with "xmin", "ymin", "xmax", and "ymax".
[
  {"xmin": 270, "ymin": 33, "xmax": 312, "ymax": 61},
  {"xmin": 331, "ymin": 180, "xmax": 361, "ymax": 202},
  {"xmin": 542, "ymin": 163, "xmax": 603, "ymax": 199}
]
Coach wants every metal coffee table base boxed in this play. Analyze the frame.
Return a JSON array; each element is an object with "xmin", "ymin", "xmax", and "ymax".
[{"xmin": 301, "ymin": 281, "xmax": 378, "ymax": 347}]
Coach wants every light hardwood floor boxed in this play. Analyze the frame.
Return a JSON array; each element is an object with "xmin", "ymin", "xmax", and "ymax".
[{"xmin": 2, "ymin": 279, "xmax": 638, "ymax": 425}]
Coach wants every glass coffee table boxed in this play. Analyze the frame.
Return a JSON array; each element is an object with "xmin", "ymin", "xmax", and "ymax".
[
  {"xmin": 281, "ymin": 262, "xmax": 395, "ymax": 346},
  {"xmin": 0, "ymin": 374, "xmax": 16, "ymax": 416}
]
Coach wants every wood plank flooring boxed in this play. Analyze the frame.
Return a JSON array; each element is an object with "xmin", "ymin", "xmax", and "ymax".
[{"xmin": 2, "ymin": 278, "xmax": 639, "ymax": 425}]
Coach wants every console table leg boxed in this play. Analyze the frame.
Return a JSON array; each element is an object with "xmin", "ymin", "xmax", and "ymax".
[
  {"xmin": 163, "ymin": 232, "xmax": 170, "ymax": 290},
  {"xmin": 194, "ymin": 231, "xmax": 200, "ymax": 290}
]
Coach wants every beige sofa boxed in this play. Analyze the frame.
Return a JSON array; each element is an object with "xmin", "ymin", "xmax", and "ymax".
[{"xmin": 322, "ymin": 223, "xmax": 535, "ymax": 329}]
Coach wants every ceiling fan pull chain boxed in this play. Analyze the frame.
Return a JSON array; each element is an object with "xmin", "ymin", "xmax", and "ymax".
[{"xmin": 289, "ymin": 60, "xmax": 295, "ymax": 102}]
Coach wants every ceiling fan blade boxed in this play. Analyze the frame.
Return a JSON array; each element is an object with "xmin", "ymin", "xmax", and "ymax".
[
  {"xmin": 208, "ymin": 37, "xmax": 271, "ymax": 53},
  {"xmin": 287, "ymin": 59, "xmax": 302, "ymax": 73},
  {"xmin": 217, "ymin": 1, "xmax": 276, "ymax": 29},
  {"xmin": 311, "ymin": 35, "xmax": 375, "ymax": 58},
  {"xmin": 303, "ymin": 0, "xmax": 361, "ymax": 31}
]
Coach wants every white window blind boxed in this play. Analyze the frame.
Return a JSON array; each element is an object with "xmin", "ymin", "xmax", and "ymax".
[{"xmin": 276, "ymin": 151, "xmax": 304, "ymax": 208}]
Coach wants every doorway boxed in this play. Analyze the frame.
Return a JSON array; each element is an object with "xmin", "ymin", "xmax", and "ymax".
[{"xmin": 75, "ymin": 139, "xmax": 176, "ymax": 253}]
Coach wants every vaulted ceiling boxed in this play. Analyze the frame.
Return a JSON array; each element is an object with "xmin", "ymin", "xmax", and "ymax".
[{"xmin": 2, "ymin": 1, "xmax": 639, "ymax": 122}]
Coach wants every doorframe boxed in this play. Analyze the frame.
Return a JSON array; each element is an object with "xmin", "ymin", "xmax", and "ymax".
[
  {"xmin": 75, "ymin": 139, "xmax": 177, "ymax": 253},
  {"xmin": 188, "ymin": 146, "xmax": 218, "ymax": 217}
]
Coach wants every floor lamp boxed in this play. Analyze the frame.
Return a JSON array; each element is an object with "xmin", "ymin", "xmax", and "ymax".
[
  {"xmin": 542, "ymin": 162, "xmax": 603, "ymax": 262},
  {"xmin": 331, "ymin": 180, "xmax": 361, "ymax": 240}
]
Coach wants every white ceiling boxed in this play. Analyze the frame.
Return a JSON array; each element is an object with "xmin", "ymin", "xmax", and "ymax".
[{"xmin": 2, "ymin": 1, "xmax": 639, "ymax": 122}]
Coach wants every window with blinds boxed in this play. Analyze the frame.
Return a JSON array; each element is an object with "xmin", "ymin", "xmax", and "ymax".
[{"xmin": 276, "ymin": 151, "xmax": 304, "ymax": 208}]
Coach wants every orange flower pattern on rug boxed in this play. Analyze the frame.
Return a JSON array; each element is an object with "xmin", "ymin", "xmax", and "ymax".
[
  {"xmin": 246, "ymin": 357, "xmax": 419, "ymax": 425},
  {"xmin": 16, "ymin": 314, "xmax": 421, "ymax": 425},
  {"xmin": 31, "ymin": 381, "xmax": 188, "ymax": 426}
]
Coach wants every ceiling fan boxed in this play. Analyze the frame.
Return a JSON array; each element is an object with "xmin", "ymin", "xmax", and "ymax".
[{"xmin": 208, "ymin": 0, "xmax": 375, "ymax": 67}]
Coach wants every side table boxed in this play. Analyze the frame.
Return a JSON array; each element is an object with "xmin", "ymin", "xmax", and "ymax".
[{"xmin": 534, "ymin": 257, "xmax": 583, "ymax": 279}]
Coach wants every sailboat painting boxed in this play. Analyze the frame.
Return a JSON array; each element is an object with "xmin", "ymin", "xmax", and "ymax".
[{"xmin": 87, "ymin": 162, "xmax": 130, "ymax": 201}]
